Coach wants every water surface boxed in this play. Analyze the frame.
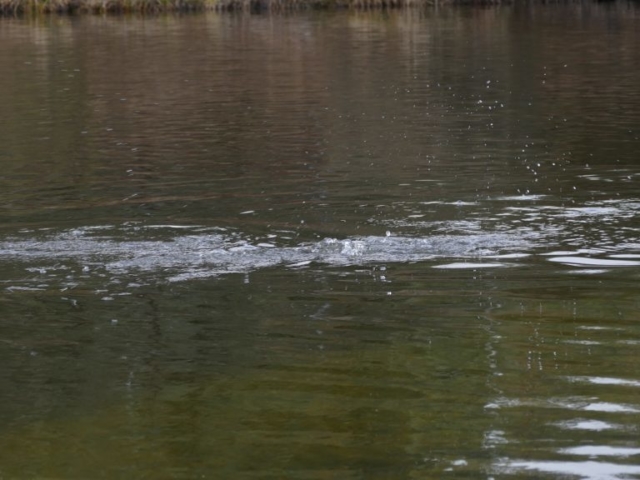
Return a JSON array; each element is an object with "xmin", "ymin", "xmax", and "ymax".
[{"xmin": 1, "ymin": 5, "xmax": 640, "ymax": 478}]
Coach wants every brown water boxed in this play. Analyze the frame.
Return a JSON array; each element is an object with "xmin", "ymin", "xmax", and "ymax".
[{"xmin": 1, "ymin": 5, "xmax": 640, "ymax": 479}]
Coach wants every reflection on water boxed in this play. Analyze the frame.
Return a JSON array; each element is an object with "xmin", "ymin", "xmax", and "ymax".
[
  {"xmin": 497, "ymin": 460, "xmax": 640, "ymax": 480},
  {"xmin": 1, "ymin": 4, "xmax": 640, "ymax": 479}
]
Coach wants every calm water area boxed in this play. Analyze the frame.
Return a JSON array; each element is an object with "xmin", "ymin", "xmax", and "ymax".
[{"xmin": 1, "ymin": 4, "xmax": 640, "ymax": 478}]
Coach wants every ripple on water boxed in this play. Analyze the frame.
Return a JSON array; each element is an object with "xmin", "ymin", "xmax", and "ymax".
[
  {"xmin": 485, "ymin": 397, "xmax": 640, "ymax": 414},
  {"xmin": 547, "ymin": 256, "xmax": 640, "ymax": 267},
  {"xmin": 558, "ymin": 446, "xmax": 640, "ymax": 457},
  {"xmin": 553, "ymin": 419, "xmax": 621, "ymax": 432},
  {"xmin": 566, "ymin": 377, "xmax": 640, "ymax": 388},
  {"xmin": 496, "ymin": 460, "xmax": 640, "ymax": 480},
  {"xmin": 432, "ymin": 262, "xmax": 509, "ymax": 269}
]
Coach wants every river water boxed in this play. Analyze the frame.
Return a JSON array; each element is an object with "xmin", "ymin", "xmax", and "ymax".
[{"xmin": 1, "ymin": 5, "xmax": 640, "ymax": 478}]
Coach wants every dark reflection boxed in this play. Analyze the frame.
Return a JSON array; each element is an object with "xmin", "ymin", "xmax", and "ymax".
[
  {"xmin": 1, "ymin": 5, "xmax": 639, "ymax": 234},
  {"xmin": 0, "ymin": 268, "xmax": 497, "ymax": 478}
]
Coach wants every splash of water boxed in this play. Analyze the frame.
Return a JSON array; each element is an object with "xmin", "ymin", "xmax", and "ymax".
[{"xmin": 0, "ymin": 225, "xmax": 531, "ymax": 286}]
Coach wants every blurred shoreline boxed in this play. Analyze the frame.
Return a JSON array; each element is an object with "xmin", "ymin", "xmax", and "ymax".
[{"xmin": 1, "ymin": 0, "xmax": 636, "ymax": 16}]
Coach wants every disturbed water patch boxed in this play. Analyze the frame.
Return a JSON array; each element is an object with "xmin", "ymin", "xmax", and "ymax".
[
  {"xmin": 0, "ymin": 224, "xmax": 534, "ymax": 288},
  {"xmin": 2, "ymin": 211, "xmax": 640, "ymax": 293}
]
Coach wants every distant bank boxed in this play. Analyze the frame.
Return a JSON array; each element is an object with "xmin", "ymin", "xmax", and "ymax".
[{"xmin": 0, "ymin": 0, "xmax": 635, "ymax": 14}]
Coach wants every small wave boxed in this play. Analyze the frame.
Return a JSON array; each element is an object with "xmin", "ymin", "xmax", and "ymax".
[
  {"xmin": 566, "ymin": 376, "xmax": 640, "ymax": 388},
  {"xmin": 553, "ymin": 419, "xmax": 619, "ymax": 432},
  {"xmin": 433, "ymin": 262, "xmax": 508, "ymax": 269},
  {"xmin": 558, "ymin": 446, "xmax": 640, "ymax": 457},
  {"xmin": 548, "ymin": 256, "xmax": 640, "ymax": 267},
  {"xmin": 496, "ymin": 459, "xmax": 640, "ymax": 480}
]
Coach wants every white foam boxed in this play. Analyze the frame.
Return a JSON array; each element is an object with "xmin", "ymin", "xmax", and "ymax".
[{"xmin": 0, "ymin": 225, "xmax": 532, "ymax": 285}]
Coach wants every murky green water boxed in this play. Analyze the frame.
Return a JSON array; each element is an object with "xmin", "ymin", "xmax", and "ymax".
[{"xmin": 1, "ymin": 5, "xmax": 640, "ymax": 478}]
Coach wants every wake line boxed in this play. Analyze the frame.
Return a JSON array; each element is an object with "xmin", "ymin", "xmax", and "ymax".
[{"xmin": 0, "ymin": 226, "xmax": 532, "ymax": 283}]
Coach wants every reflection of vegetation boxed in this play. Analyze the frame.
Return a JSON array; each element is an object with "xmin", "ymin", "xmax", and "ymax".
[
  {"xmin": 0, "ymin": 348, "xmax": 491, "ymax": 478},
  {"xmin": 2, "ymin": 263, "xmax": 640, "ymax": 476},
  {"xmin": 1, "ymin": 0, "xmax": 630, "ymax": 14},
  {"xmin": 2, "ymin": 0, "xmax": 208, "ymax": 13},
  {"xmin": 3, "ymin": 268, "xmax": 638, "ymax": 478},
  {"xmin": 0, "ymin": 266, "xmax": 495, "ymax": 478},
  {"xmin": 1, "ymin": 6, "xmax": 637, "ymax": 229}
]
